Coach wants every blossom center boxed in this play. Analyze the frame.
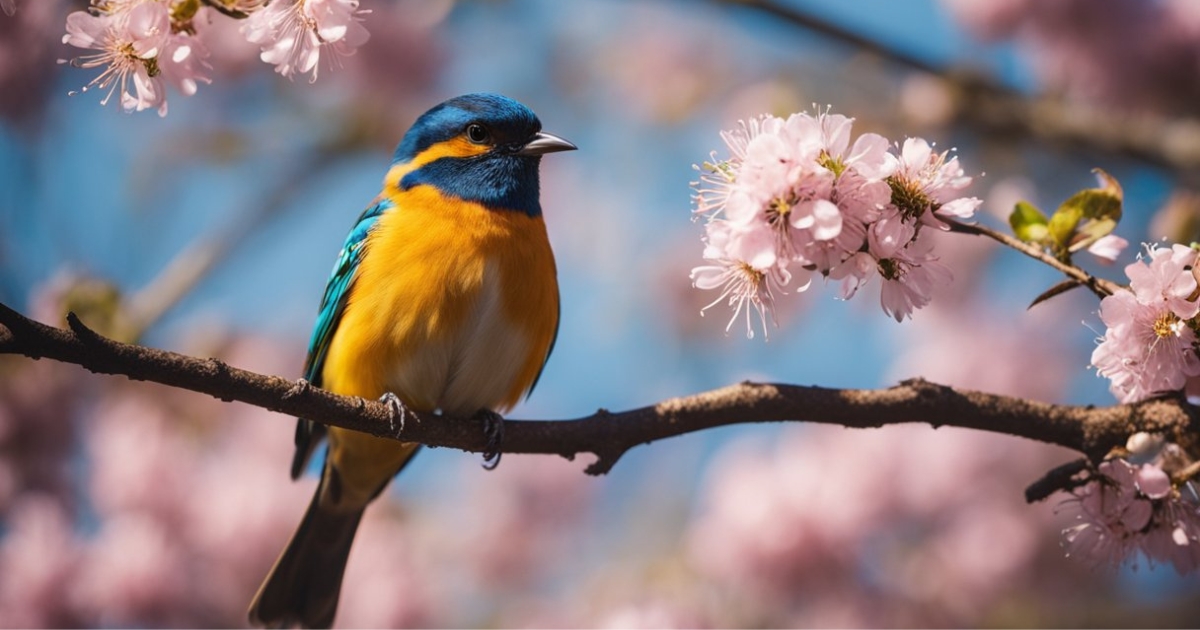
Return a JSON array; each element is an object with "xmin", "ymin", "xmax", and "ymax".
[
  {"xmin": 1152, "ymin": 312, "xmax": 1186, "ymax": 339},
  {"xmin": 736, "ymin": 261, "xmax": 766, "ymax": 286},
  {"xmin": 817, "ymin": 150, "xmax": 846, "ymax": 178},
  {"xmin": 878, "ymin": 257, "xmax": 902, "ymax": 281},
  {"xmin": 887, "ymin": 176, "xmax": 933, "ymax": 221},
  {"xmin": 766, "ymin": 196, "xmax": 793, "ymax": 226}
]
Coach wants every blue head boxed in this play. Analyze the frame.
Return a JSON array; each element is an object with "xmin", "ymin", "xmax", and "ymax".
[{"xmin": 391, "ymin": 93, "xmax": 575, "ymax": 217}]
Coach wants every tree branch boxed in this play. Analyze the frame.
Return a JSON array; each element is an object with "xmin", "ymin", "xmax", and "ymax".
[
  {"xmin": 200, "ymin": 0, "xmax": 249, "ymax": 20},
  {"xmin": 943, "ymin": 218, "xmax": 1124, "ymax": 299},
  {"xmin": 1, "ymin": 300, "xmax": 1196, "ymax": 479}
]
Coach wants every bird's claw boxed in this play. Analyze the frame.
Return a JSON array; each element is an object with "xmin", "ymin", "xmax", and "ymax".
[
  {"xmin": 379, "ymin": 392, "xmax": 410, "ymax": 436},
  {"xmin": 477, "ymin": 409, "xmax": 504, "ymax": 470},
  {"xmin": 283, "ymin": 378, "xmax": 311, "ymax": 400}
]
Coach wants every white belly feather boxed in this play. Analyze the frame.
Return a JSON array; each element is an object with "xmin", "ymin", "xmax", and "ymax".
[{"xmin": 386, "ymin": 261, "xmax": 531, "ymax": 416}]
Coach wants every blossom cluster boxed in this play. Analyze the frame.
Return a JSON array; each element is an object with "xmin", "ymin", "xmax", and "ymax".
[
  {"xmin": 57, "ymin": 0, "xmax": 368, "ymax": 116},
  {"xmin": 690, "ymin": 110, "xmax": 981, "ymax": 337},
  {"xmin": 1091, "ymin": 243, "xmax": 1200, "ymax": 403},
  {"xmin": 1061, "ymin": 433, "xmax": 1200, "ymax": 573}
]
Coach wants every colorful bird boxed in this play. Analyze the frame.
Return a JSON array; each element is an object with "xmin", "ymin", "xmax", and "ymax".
[{"xmin": 248, "ymin": 93, "xmax": 574, "ymax": 628}]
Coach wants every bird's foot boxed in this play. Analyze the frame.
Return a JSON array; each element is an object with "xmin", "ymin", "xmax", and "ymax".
[
  {"xmin": 379, "ymin": 392, "xmax": 411, "ymax": 436},
  {"xmin": 475, "ymin": 409, "xmax": 505, "ymax": 470},
  {"xmin": 283, "ymin": 378, "xmax": 310, "ymax": 400}
]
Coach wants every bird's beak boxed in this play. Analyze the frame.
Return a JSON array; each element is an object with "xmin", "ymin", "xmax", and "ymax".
[{"xmin": 516, "ymin": 131, "xmax": 577, "ymax": 156}]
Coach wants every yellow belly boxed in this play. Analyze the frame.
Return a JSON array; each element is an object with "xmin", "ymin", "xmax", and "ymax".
[{"xmin": 319, "ymin": 186, "xmax": 559, "ymax": 502}]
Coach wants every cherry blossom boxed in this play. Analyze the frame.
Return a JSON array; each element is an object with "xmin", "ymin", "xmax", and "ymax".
[
  {"xmin": 60, "ymin": 1, "xmax": 215, "ymax": 116},
  {"xmin": 692, "ymin": 109, "xmax": 978, "ymax": 332},
  {"xmin": 1062, "ymin": 457, "xmax": 1200, "ymax": 573},
  {"xmin": 61, "ymin": 2, "xmax": 170, "ymax": 115},
  {"xmin": 241, "ymin": 0, "xmax": 369, "ymax": 82},
  {"xmin": 1092, "ymin": 244, "xmax": 1200, "ymax": 403}
]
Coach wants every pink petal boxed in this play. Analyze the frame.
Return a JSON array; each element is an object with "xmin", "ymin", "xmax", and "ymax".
[
  {"xmin": 1087, "ymin": 234, "xmax": 1128, "ymax": 263},
  {"xmin": 1135, "ymin": 464, "xmax": 1172, "ymax": 499}
]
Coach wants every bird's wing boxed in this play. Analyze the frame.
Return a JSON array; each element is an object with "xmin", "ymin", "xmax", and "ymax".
[
  {"xmin": 290, "ymin": 197, "xmax": 394, "ymax": 480},
  {"xmin": 526, "ymin": 300, "xmax": 559, "ymax": 399}
]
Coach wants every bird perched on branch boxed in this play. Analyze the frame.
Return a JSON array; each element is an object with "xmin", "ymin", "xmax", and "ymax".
[{"xmin": 248, "ymin": 93, "xmax": 574, "ymax": 628}]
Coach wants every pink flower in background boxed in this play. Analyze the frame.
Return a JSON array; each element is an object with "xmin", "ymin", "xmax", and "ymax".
[
  {"xmin": 1, "ymin": 0, "xmax": 15, "ymax": 17},
  {"xmin": 1092, "ymin": 244, "xmax": 1200, "ymax": 403},
  {"xmin": 686, "ymin": 424, "xmax": 1063, "ymax": 626},
  {"xmin": 241, "ymin": 0, "xmax": 369, "ymax": 82},
  {"xmin": 0, "ymin": 495, "xmax": 82, "ymax": 627},
  {"xmin": 940, "ymin": 0, "xmax": 1200, "ymax": 117},
  {"xmin": 71, "ymin": 514, "xmax": 190, "ymax": 625}
]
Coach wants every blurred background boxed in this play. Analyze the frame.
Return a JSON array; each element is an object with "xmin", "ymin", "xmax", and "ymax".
[{"xmin": 2, "ymin": 0, "xmax": 1200, "ymax": 626}]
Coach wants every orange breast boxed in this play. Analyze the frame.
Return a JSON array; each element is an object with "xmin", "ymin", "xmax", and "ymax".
[{"xmin": 320, "ymin": 185, "xmax": 560, "ymax": 416}]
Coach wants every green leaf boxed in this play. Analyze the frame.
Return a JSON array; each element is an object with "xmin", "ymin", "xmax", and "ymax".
[
  {"xmin": 1062, "ymin": 169, "xmax": 1124, "ymax": 253},
  {"xmin": 1009, "ymin": 200, "xmax": 1050, "ymax": 243},
  {"xmin": 1046, "ymin": 205, "xmax": 1081, "ymax": 254}
]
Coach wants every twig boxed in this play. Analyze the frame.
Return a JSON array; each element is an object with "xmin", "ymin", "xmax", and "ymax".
[
  {"xmin": 200, "ymin": 0, "xmax": 249, "ymax": 19},
  {"xmin": 1024, "ymin": 458, "xmax": 1091, "ymax": 504},
  {"xmin": 1, "ymin": 300, "xmax": 1195, "ymax": 476},
  {"xmin": 943, "ymin": 218, "xmax": 1123, "ymax": 298}
]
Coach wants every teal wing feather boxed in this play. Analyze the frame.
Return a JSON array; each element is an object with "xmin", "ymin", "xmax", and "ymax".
[{"xmin": 290, "ymin": 198, "xmax": 393, "ymax": 479}]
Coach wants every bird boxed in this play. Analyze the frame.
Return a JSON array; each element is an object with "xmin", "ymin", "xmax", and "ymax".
[{"xmin": 248, "ymin": 93, "xmax": 575, "ymax": 629}]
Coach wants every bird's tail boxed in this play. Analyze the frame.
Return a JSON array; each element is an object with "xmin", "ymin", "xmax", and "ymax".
[{"xmin": 248, "ymin": 486, "xmax": 364, "ymax": 629}]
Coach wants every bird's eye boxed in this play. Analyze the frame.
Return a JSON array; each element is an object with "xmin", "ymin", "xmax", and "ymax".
[{"xmin": 466, "ymin": 123, "xmax": 490, "ymax": 144}]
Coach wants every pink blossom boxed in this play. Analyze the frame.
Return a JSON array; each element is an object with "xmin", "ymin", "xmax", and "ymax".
[
  {"xmin": 691, "ymin": 219, "xmax": 792, "ymax": 339},
  {"xmin": 1092, "ymin": 243, "xmax": 1200, "ymax": 403},
  {"xmin": 160, "ymin": 30, "xmax": 212, "ymax": 98},
  {"xmin": 61, "ymin": 2, "xmax": 170, "ymax": 115},
  {"xmin": 888, "ymin": 137, "xmax": 981, "ymax": 227},
  {"xmin": 692, "ymin": 110, "xmax": 977, "ymax": 330},
  {"xmin": 1062, "ymin": 460, "xmax": 1153, "ymax": 568},
  {"xmin": 1126, "ymin": 243, "xmax": 1200, "ymax": 319},
  {"xmin": 876, "ymin": 235, "xmax": 953, "ymax": 322},
  {"xmin": 1, "ymin": 0, "xmax": 15, "ymax": 17},
  {"xmin": 1140, "ymin": 498, "xmax": 1200, "ymax": 574},
  {"xmin": 1092, "ymin": 291, "xmax": 1200, "ymax": 402},
  {"xmin": 241, "ymin": 0, "xmax": 370, "ymax": 82},
  {"xmin": 1062, "ymin": 458, "xmax": 1200, "ymax": 573}
]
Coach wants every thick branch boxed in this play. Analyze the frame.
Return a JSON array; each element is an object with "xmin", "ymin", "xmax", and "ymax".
[{"xmin": 0, "ymin": 301, "xmax": 1196, "ymax": 477}]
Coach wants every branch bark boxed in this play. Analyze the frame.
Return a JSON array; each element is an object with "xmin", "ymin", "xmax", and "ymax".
[{"xmin": 1, "ymin": 301, "xmax": 1197, "ymax": 480}]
